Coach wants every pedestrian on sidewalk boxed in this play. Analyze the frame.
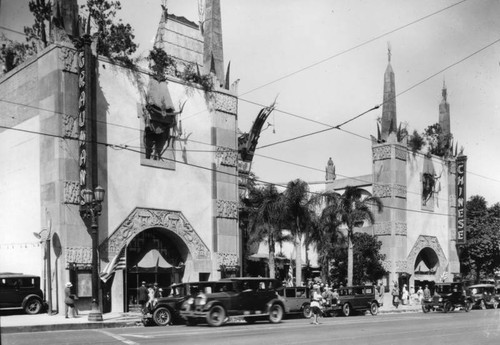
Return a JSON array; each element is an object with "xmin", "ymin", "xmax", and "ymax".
[
  {"xmin": 417, "ymin": 286, "xmax": 424, "ymax": 304},
  {"xmin": 392, "ymin": 282, "xmax": 400, "ymax": 309},
  {"xmin": 402, "ymin": 284, "xmax": 408, "ymax": 305},
  {"xmin": 64, "ymin": 282, "xmax": 77, "ymax": 318},
  {"xmin": 310, "ymin": 284, "xmax": 324, "ymax": 325},
  {"xmin": 377, "ymin": 281, "xmax": 385, "ymax": 306},
  {"xmin": 138, "ymin": 281, "xmax": 148, "ymax": 312}
]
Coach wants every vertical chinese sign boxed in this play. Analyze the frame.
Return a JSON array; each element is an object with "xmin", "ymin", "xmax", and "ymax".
[
  {"xmin": 78, "ymin": 49, "xmax": 87, "ymax": 204},
  {"xmin": 456, "ymin": 155, "xmax": 467, "ymax": 245}
]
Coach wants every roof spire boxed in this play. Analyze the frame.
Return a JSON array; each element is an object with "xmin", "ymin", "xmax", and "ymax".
[{"xmin": 387, "ymin": 42, "xmax": 392, "ymax": 63}]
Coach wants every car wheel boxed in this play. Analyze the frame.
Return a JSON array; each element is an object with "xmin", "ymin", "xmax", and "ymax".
[
  {"xmin": 153, "ymin": 307, "xmax": 172, "ymax": 326},
  {"xmin": 24, "ymin": 298, "xmax": 42, "ymax": 315},
  {"xmin": 302, "ymin": 303, "xmax": 312, "ymax": 318},
  {"xmin": 422, "ymin": 305, "xmax": 430, "ymax": 313},
  {"xmin": 186, "ymin": 318, "xmax": 198, "ymax": 326},
  {"xmin": 342, "ymin": 303, "xmax": 351, "ymax": 317},
  {"xmin": 369, "ymin": 302, "xmax": 378, "ymax": 316},
  {"xmin": 206, "ymin": 305, "xmax": 226, "ymax": 327},
  {"xmin": 269, "ymin": 303, "xmax": 284, "ymax": 324},
  {"xmin": 465, "ymin": 301, "xmax": 472, "ymax": 312},
  {"xmin": 443, "ymin": 302, "xmax": 452, "ymax": 313},
  {"xmin": 480, "ymin": 300, "xmax": 486, "ymax": 310}
]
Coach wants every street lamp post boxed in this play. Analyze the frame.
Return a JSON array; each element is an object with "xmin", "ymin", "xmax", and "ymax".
[{"xmin": 81, "ymin": 186, "xmax": 105, "ymax": 322}]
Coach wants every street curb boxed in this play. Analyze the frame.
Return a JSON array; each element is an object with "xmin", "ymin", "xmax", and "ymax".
[{"xmin": 1, "ymin": 321, "xmax": 142, "ymax": 334}]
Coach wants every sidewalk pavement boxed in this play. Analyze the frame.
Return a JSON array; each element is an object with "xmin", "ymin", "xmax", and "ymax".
[
  {"xmin": 0, "ymin": 303, "xmax": 422, "ymax": 334},
  {"xmin": 0, "ymin": 311, "xmax": 143, "ymax": 334}
]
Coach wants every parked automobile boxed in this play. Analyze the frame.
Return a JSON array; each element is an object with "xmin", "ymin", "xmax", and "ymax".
[
  {"xmin": 467, "ymin": 284, "xmax": 497, "ymax": 309},
  {"xmin": 0, "ymin": 273, "xmax": 45, "ymax": 314},
  {"xmin": 276, "ymin": 286, "xmax": 311, "ymax": 318},
  {"xmin": 142, "ymin": 281, "xmax": 232, "ymax": 326},
  {"xmin": 328, "ymin": 285, "xmax": 380, "ymax": 316},
  {"xmin": 180, "ymin": 277, "xmax": 285, "ymax": 327},
  {"xmin": 422, "ymin": 282, "xmax": 472, "ymax": 313}
]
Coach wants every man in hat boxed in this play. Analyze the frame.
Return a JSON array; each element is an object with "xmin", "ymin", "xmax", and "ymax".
[
  {"xmin": 138, "ymin": 281, "xmax": 148, "ymax": 312},
  {"xmin": 64, "ymin": 282, "xmax": 77, "ymax": 318}
]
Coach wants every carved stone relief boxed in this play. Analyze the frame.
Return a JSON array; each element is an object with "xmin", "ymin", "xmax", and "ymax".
[
  {"xmin": 373, "ymin": 184, "xmax": 407, "ymax": 199},
  {"xmin": 214, "ymin": 92, "xmax": 237, "ymax": 115},
  {"xmin": 406, "ymin": 235, "xmax": 448, "ymax": 277},
  {"xmin": 374, "ymin": 222, "xmax": 391, "ymax": 236},
  {"xmin": 216, "ymin": 146, "xmax": 237, "ymax": 167},
  {"xmin": 372, "ymin": 145, "xmax": 391, "ymax": 161},
  {"xmin": 395, "ymin": 146, "xmax": 407, "ymax": 161},
  {"xmin": 63, "ymin": 114, "xmax": 79, "ymax": 139},
  {"xmin": 216, "ymin": 200, "xmax": 238, "ymax": 219},
  {"xmin": 395, "ymin": 222, "xmax": 407, "ymax": 236},
  {"xmin": 66, "ymin": 246, "xmax": 92, "ymax": 267},
  {"xmin": 60, "ymin": 47, "xmax": 78, "ymax": 73},
  {"xmin": 100, "ymin": 208, "xmax": 210, "ymax": 261},
  {"xmin": 64, "ymin": 181, "xmax": 80, "ymax": 204},
  {"xmin": 217, "ymin": 252, "xmax": 239, "ymax": 267},
  {"xmin": 395, "ymin": 260, "xmax": 409, "ymax": 273}
]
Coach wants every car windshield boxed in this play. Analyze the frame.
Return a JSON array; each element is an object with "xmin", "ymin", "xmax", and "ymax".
[{"xmin": 436, "ymin": 285, "xmax": 452, "ymax": 294}]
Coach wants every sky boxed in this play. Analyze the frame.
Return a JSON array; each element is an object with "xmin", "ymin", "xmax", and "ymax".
[{"xmin": 2, "ymin": 0, "xmax": 500, "ymax": 205}]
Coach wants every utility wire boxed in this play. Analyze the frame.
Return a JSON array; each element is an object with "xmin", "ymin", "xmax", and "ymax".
[
  {"xmin": 0, "ymin": 123, "xmax": 485, "ymax": 216},
  {"xmin": 256, "ymin": 35, "xmax": 500, "ymax": 150},
  {"xmin": 239, "ymin": 0, "xmax": 468, "ymax": 96}
]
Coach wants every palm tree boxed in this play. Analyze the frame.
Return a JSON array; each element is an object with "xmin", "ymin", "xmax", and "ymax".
[
  {"xmin": 308, "ymin": 191, "xmax": 346, "ymax": 283},
  {"xmin": 283, "ymin": 179, "xmax": 312, "ymax": 286},
  {"xmin": 247, "ymin": 184, "xmax": 287, "ymax": 278},
  {"xmin": 339, "ymin": 186, "xmax": 383, "ymax": 286}
]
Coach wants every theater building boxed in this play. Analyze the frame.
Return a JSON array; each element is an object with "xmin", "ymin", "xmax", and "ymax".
[
  {"xmin": 0, "ymin": 0, "xmax": 240, "ymax": 313},
  {"xmin": 327, "ymin": 49, "xmax": 464, "ymax": 295}
]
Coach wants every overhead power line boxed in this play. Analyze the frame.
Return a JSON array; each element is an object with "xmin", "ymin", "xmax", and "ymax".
[
  {"xmin": 255, "ymin": 35, "xmax": 500, "ymax": 150},
  {"xmin": 239, "ymin": 0, "xmax": 468, "ymax": 96}
]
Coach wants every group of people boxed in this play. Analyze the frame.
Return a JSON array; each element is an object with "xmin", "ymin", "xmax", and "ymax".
[
  {"xmin": 392, "ymin": 282, "xmax": 431, "ymax": 308},
  {"xmin": 138, "ymin": 281, "xmax": 163, "ymax": 313}
]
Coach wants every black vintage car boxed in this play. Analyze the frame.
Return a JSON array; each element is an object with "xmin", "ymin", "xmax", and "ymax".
[
  {"xmin": 327, "ymin": 285, "xmax": 381, "ymax": 317},
  {"xmin": 0, "ymin": 273, "xmax": 46, "ymax": 315},
  {"xmin": 422, "ymin": 282, "xmax": 472, "ymax": 313},
  {"xmin": 143, "ymin": 281, "xmax": 232, "ymax": 326},
  {"xmin": 467, "ymin": 284, "xmax": 498, "ymax": 309},
  {"xmin": 180, "ymin": 277, "xmax": 285, "ymax": 327}
]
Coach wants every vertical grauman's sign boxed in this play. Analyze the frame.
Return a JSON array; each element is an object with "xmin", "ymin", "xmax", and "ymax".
[
  {"xmin": 456, "ymin": 156, "xmax": 467, "ymax": 245},
  {"xmin": 78, "ymin": 49, "xmax": 87, "ymax": 204}
]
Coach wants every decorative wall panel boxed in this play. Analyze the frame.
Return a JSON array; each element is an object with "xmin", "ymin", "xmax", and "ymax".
[
  {"xmin": 216, "ymin": 146, "xmax": 237, "ymax": 167},
  {"xmin": 214, "ymin": 92, "xmax": 237, "ymax": 115},
  {"xmin": 63, "ymin": 181, "xmax": 80, "ymax": 204},
  {"xmin": 216, "ymin": 200, "xmax": 238, "ymax": 219},
  {"xmin": 101, "ymin": 208, "xmax": 210, "ymax": 261},
  {"xmin": 372, "ymin": 145, "xmax": 391, "ymax": 160}
]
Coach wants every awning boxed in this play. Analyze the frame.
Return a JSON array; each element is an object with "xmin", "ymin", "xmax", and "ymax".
[{"xmin": 136, "ymin": 249, "xmax": 172, "ymax": 269}]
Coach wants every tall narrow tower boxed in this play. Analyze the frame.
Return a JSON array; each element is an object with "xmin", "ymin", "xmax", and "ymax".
[
  {"xmin": 439, "ymin": 81, "xmax": 451, "ymax": 136},
  {"xmin": 203, "ymin": 0, "xmax": 225, "ymax": 84},
  {"xmin": 381, "ymin": 46, "xmax": 397, "ymax": 141}
]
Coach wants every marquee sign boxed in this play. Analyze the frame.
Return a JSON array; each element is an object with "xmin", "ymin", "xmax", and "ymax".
[
  {"xmin": 78, "ymin": 49, "xmax": 87, "ymax": 204},
  {"xmin": 456, "ymin": 156, "xmax": 467, "ymax": 245}
]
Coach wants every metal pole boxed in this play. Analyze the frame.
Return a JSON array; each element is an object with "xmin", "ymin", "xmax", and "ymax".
[
  {"xmin": 46, "ymin": 237, "xmax": 52, "ymax": 315},
  {"xmin": 88, "ymin": 213, "xmax": 103, "ymax": 321}
]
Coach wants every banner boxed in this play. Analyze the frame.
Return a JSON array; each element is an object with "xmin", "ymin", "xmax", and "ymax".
[{"xmin": 456, "ymin": 156, "xmax": 467, "ymax": 245}]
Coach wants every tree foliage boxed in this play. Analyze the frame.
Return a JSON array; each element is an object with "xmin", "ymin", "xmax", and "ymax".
[
  {"xmin": 422, "ymin": 123, "xmax": 453, "ymax": 157},
  {"xmin": 329, "ymin": 232, "xmax": 387, "ymax": 286},
  {"xmin": 24, "ymin": 0, "xmax": 52, "ymax": 49},
  {"xmin": 81, "ymin": 0, "xmax": 138, "ymax": 63},
  {"xmin": 461, "ymin": 195, "xmax": 500, "ymax": 282}
]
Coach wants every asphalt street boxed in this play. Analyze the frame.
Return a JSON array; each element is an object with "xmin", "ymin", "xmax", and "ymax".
[{"xmin": 2, "ymin": 309, "xmax": 499, "ymax": 345}]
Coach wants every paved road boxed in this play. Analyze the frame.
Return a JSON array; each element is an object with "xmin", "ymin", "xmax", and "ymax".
[{"xmin": 2, "ymin": 309, "xmax": 499, "ymax": 345}]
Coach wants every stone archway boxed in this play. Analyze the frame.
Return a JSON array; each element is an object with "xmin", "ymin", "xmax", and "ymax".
[
  {"xmin": 100, "ymin": 207, "xmax": 210, "ymax": 263},
  {"xmin": 406, "ymin": 235, "xmax": 448, "ymax": 279}
]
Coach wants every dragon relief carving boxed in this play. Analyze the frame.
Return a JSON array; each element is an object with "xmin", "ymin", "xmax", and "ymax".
[{"xmin": 100, "ymin": 208, "xmax": 210, "ymax": 262}]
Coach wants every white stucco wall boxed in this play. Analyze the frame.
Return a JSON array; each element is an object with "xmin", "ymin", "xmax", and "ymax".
[
  {"xmin": 406, "ymin": 153, "xmax": 451, "ymax": 266},
  {"xmin": 0, "ymin": 117, "xmax": 42, "ymax": 275},
  {"xmin": 97, "ymin": 63, "xmax": 215, "ymax": 253}
]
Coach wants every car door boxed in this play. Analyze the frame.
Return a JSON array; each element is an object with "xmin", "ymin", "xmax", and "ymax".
[{"xmin": 0, "ymin": 278, "xmax": 22, "ymax": 308}]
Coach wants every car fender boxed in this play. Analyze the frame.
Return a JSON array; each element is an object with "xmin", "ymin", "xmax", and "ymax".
[
  {"xmin": 203, "ymin": 300, "xmax": 223, "ymax": 311},
  {"xmin": 265, "ymin": 298, "xmax": 284, "ymax": 313},
  {"xmin": 21, "ymin": 294, "xmax": 42, "ymax": 308}
]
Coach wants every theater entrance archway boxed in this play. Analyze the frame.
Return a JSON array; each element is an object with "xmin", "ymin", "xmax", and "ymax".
[{"xmin": 126, "ymin": 227, "xmax": 188, "ymax": 309}]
